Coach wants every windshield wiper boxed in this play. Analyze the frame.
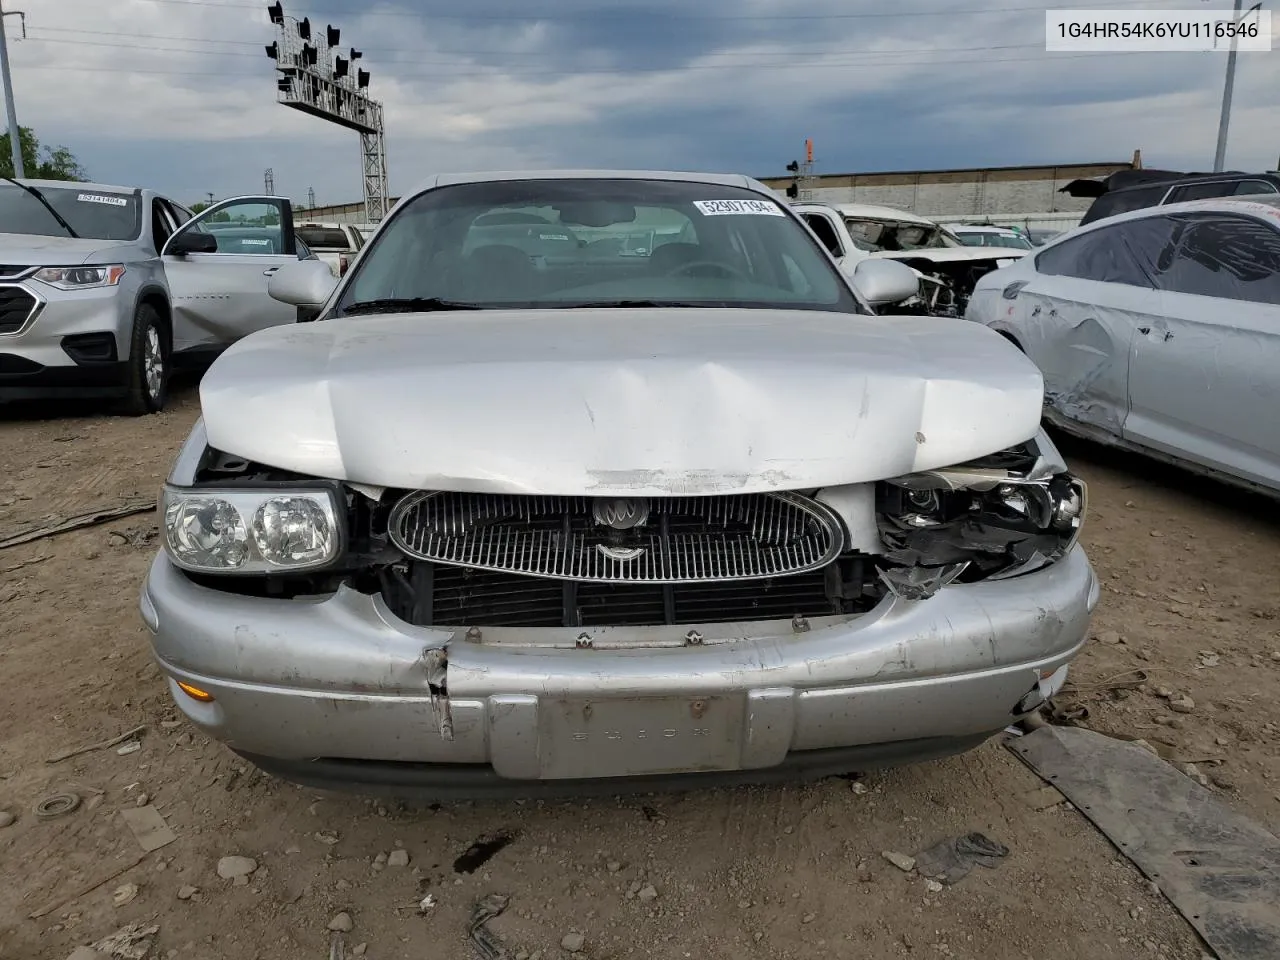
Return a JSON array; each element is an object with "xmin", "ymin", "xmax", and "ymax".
[
  {"xmin": 2, "ymin": 177, "xmax": 79, "ymax": 238},
  {"xmin": 341, "ymin": 297, "xmax": 483, "ymax": 316},
  {"xmin": 548, "ymin": 299, "xmax": 706, "ymax": 309}
]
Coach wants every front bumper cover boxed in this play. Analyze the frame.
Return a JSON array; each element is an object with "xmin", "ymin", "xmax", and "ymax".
[{"xmin": 141, "ymin": 545, "xmax": 1098, "ymax": 787}]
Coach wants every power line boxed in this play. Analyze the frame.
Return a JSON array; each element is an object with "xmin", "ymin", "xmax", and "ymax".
[
  {"xmin": 27, "ymin": 34, "xmax": 1051, "ymax": 63},
  {"xmin": 30, "ymin": 27, "xmax": 1045, "ymax": 58},
  {"xmin": 9, "ymin": 49, "xmax": 1183, "ymax": 80},
  {"xmin": 127, "ymin": 0, "xmax": 1185, "ymax": 21}
]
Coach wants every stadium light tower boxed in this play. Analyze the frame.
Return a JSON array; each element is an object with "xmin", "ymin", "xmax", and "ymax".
[{"xmin": 265, "ymin": 2, "xmax": 389, "ymax": 221}]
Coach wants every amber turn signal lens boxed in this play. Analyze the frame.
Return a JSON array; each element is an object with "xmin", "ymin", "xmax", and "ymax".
[{"xmin": 177, "ymin": 681, "xmax": 215, "ymax": 703}]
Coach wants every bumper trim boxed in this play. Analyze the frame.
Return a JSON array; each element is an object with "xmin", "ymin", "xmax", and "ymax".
[{"xmin": 237, "ymin": 732, "xmax": 994, "ymax": 801}]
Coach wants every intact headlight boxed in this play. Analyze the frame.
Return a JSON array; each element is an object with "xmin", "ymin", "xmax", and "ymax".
[
  {"xmin": 161, "ymin": 486, "xmax": 342, "ymax": 574},
  {"xmin": 33, "ymin": 264, "xmax": 127, "ymax": 290}
]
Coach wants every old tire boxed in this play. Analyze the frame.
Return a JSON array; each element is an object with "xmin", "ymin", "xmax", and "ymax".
[{"xmin": 121, "ymin": 303, "xmax": 169, "ymax": 416}]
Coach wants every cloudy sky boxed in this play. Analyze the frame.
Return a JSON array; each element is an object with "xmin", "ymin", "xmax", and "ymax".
[{"xmin": 12, "ymin": 0, "xmax": 1280, "ymax": 207}]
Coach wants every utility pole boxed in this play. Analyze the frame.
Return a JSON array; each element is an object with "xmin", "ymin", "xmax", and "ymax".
[
  {"xmin": 207, "ymin": 192, "xmax": 215, "ymax": 205},
  {"xmin": 264, "ymin": 167, "xmax": 275, "ymax": 195},
  {"xmin": 1213, "ymin": 0, "xmax": 1257, "ymax": 172},
  {"xmin": 0, "ymin": 1, "xmax": 26, "ymax": 178},
  {"xmin": 307, "ymin": 186, "xmax": 316, "ymax": 209}
]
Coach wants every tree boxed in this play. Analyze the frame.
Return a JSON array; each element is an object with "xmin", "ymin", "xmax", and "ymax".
[
  {"xmin": 0, "ymin": 127, "xmax": 88, "ymax": 181},
  {"xmin": 190, "ymin": 201, "xmax": 212, "ymax": 215}
]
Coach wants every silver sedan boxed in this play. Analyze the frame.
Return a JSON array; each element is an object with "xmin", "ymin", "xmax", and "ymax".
[
  {"xmin": 141, "ymin": 169, "xmax": 1096, "ymax": 797},
  {"xmin": 967, "ymin": 196, "xmax": 1280, "ymax": 497}
]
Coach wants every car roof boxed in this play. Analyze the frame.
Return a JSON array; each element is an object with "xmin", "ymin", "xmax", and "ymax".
[
  {"xmin": 12, "ymin": 178, "xmax": 145, "ymax": 195},
  {"xmin": 953, "ymin": 225, "xmax": 1020, "ymax": 233},
  {"xmin": 1035, "ymin": 195, "xmax": 1280, "ymax": 254},
  {"xmin": 830, "ymin": 203, "xmax": 937, "ymax": 225},
  {"xmin": 406, "ymin": 169, "xmax": 763, "ymax": 197}
]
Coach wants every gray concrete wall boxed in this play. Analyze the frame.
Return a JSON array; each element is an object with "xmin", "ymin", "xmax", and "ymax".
[{"xmin": 296, "ymin": 160, "xmax": 1135, "ymax": 223}]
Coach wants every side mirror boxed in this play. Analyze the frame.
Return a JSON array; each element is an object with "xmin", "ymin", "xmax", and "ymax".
[
  {"xmin": 166, "ymin": 231, "xmax": 218, "ymax": 256},
  {"xmin": 851, "ymin": 258, "xmax": 920, "ymax": 307},
  {"xmin": 268, "ymin": 258, "xmax": 339, "ymax": 310}
]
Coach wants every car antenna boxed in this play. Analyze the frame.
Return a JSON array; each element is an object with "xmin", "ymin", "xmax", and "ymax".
[{"xmin": 2, "ymin": 176, "xmax": 79, "ymax": 238}]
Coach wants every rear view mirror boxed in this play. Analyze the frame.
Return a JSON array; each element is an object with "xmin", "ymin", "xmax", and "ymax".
[
  {"xmin": 268, "ymin": 259, "xmax": 339, "ymax": 311},
  {"xmin": 851, "ymin": 258, "xmax": 920, "ymax": 307},
  {"xmin": 166, "ymin": 231, "xmax": 218, "ymax": 256}
]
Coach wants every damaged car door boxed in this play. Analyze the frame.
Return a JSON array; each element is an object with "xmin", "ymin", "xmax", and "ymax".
[
  {"xmin": 161, "ymin": 196, "xmax": 300, "ymax": 353},
  {"xmin": 1012, "ymin": 222, "xmax": 1162, "ymax": 435},
  {"xmin": 1123, "ymin": 211, "xmax": 1280, "ymax": 488}
]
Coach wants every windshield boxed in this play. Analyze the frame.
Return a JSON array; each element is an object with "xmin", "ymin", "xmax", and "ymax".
[
  {"xmin": 843, "ymin": 217, "xmax": 958, "ymax": 251},
  {"xmin": 0, "ymin": 184, "xmax": 141, "ymax": 240},
  {"xmin": 339, "ymin": 179, "xmax": 863, "ymax": 314}
]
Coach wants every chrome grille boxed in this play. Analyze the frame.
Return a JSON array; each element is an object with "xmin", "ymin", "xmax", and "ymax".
[{"xmin": 387, "ymin": 491, "xmax": 845, "ymax": 583}]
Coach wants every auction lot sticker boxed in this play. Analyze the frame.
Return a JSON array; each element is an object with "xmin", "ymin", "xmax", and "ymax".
[
  {"xmin": 77, "ymin": 194, "xmax": 130, "ymax": 206},
  {"xmin": 693, "ymin": 199, "xmax": 785, "ymax": 217}
]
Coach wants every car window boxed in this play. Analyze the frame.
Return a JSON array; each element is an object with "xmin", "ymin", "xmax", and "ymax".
[
  {"xmin": 341, "ymin": 178, "xmax": 864, "ymax": 314},
  {"xmin": 1232, "ymin": 179, "xmax": 1280, "ymax": 197},
  {"xmin": 1141, "ymin": 213, "xmax": 1280, "ymax": 305},
  {"xmin": 0, "ymin": 183, "xmax": 141, "ymax": 240},
  {"xmin": 800, "ymin": 213, "xmax": 843, "ymax": 258},
  {"xmin": 168, "ymin": 201, "xmax": 196, "ymax": 227},
  {"xmin": 296, "ymin": 226, "xmax": 354, "ymax": 249},
  {"xmin": 175, "ymin": 199, "xmax": 291, "ymax": 255},
  {"xmin": 1165, "ymin": 181, "xmax": 1238, "ymax": 204},
  {"xmin": 1084, "ymin": 185, "xmax": 1166, "ymax": 224},
  {"xmin": 1034, "ymin": 221, "xmax": 1156, "ymax": 287},
  {"xmin": 150, "ymin": 199, "xmax": 175, "ymax": 254}
]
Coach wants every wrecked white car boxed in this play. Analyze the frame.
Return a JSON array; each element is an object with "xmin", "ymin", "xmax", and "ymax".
[
  {"xmin": 792, "ymin": 202, "xmax": 1027, "ymax": 317},
  {"xmin": 967, "ymin": 197, "xmax": 1280, "ymax": 496},
  {"xmin": 141, "ymin": 171, "xmax": 1096, "ymax": 797}
]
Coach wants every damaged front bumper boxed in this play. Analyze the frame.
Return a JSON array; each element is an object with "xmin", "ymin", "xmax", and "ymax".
[{"xmin": 141, "ymin": 543, "xmax": 1099, "ymax": 794}]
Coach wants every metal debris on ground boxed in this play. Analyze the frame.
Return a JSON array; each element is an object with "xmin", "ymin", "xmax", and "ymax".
[
  {"xmin": 34, "ymin": 791, "xmax": 82, "ymax": 820},
  {"xmin": 913, "ymin": 832, "xmax": 1010, "ymax": 885},
  {"xmin": 467, "ymin": 893, "xmax": 513, "ymax": 960},
  {"xmin": 329, "ymin": 931, "xmax": 346, "ymax": 960},
  {"xmin": 89, "ymin": 921, "xmax": 160, "ymax": 960},
  {"xmin": 118, "ymin": 804, "xmax": 177, "ymax": 852},
  {"xmin": 47, "ymin": 725, "xmax": 147, "ymax": 764},
  {"xmin": 0, "ymin": 498, "xmax": 157, "ymax": 551},
  {"xmin": 1010, "ymin": 724, "xmax": 1280, "ymax": 960},
  {"xmin": 111, "ymin": 882, "xmax": 139, "ymax": 907}
]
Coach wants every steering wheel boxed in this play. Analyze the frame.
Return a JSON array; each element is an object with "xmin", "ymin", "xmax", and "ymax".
[{"xmin": 668, "ymin": 260, "xmax": 748, "ymax": 281}]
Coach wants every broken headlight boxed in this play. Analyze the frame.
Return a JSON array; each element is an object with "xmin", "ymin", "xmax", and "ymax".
[
  {"xmin": 161, "ymin": 485, "xmax": 344, "ymax": 574},
  {"xmin": 874, "ymin": 466, "xmax": 1085, "ymax": 598}
]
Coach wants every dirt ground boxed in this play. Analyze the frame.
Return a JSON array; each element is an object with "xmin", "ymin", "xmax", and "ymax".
[{"xmin": 1, "ymin": 382, "xmax": 1277, "ymax": 960}]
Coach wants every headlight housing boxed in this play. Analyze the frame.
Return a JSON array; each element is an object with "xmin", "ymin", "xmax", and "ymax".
[
  {"xmin": 875, "ymin": 463, "xmax": 1086, "ymax": 598},
  {"xmin": 33, "ymin": 264, "xmax": 127, "ymax": 290},
  {"xmin": 161, "ymin": 485, "xmax": 343, "ymax": 574}
]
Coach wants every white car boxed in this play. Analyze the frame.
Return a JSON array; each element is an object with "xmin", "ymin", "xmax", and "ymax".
[
  {"xmin": 951, "ymin": 225, "xmax": 1034, "ymax": 251},
  {"xmin": 966, "ymin": 196, "xmax": 1280, "ymax": 495},
  {"xmin": 792, "ymin": 203, "xmax": 1026, "ymax": 316}
]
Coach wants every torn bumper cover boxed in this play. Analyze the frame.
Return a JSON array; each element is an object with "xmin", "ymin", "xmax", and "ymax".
[{"xmin": 140, "ymin": 543, "xmax": 1098, "ymax": 787}]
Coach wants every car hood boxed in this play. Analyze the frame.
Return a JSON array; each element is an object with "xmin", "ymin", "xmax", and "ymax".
[
  {"xmin": 0, "ymin": 233, "xmax": 140, "ymax": 265},
  {"xmin": 872, "ymin": 248, "xmax": 1027, "ymax": 265},
  {"xmin": 199, "ymin": 308, "xmax": 1044, "ymax": 496}
]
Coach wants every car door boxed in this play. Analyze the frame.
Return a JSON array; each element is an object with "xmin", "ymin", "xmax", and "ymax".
[
  {"xmin": 161, "ymin": 196, "xmax": 299, "ymax": 352},
  {"xmin": 1123, "ymin": 211, "xmax": 1280, "ymax": 489},
  {"xmin": 794, "ymin": 207, "xmax": 858, "ymax": 272},
  {"xmin": 1006, "ymin": 221, "xmax": 1164, "ymax": 435}
]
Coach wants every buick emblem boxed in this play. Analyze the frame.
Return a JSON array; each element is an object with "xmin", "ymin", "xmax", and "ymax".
[{"xmin": 592, "ymin": 497, "xmax": 650, "ymax": 530}]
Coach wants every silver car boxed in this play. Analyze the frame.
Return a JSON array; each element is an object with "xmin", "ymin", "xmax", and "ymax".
[
  {"xmin": 141, "ymin": 170, "xmax": 1096, "ymax": 797},
  {"xmin": 0, "ymin": 180, "xmax": 305, "ymax": 413},
  {"xmin": 966, "ymin": 196, "xmax": 1280, "ymax": 496}
]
